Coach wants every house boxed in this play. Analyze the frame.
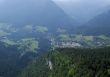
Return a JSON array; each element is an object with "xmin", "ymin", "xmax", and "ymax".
[{"xmin": 55, "ymin": 41, "xmax": 81, "ymax": 48}]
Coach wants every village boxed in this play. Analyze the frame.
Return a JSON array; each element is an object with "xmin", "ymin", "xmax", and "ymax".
[{"xmin": 50, "ymin": 38, "xmax": 81, "ymax": 49}]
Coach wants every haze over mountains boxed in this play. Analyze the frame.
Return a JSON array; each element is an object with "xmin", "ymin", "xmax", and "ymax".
[
  {"xmin": 0, "ymin": 0, "xmax": 76, "ymax": 30},
  {"xmin": 53, "ymin": 0, "xmax": 110, "ymax": 36},
  {"xmin": 78, "ymin": 10, "xmax": 110, "ymax": 36},
  {"xmin": 0, "ymin": 0, "xmax": 110, "ymax": 33},
  {"xmin": 53, "ymin": 0, "xmax": 110, "ymax": 24},
  {"xmin": 0, "ymin": 0, "xmax": 110, "ymax": 77}
]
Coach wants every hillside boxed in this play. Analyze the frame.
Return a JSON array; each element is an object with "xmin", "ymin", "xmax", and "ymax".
[
  {"xmin": 0, "ymin": 41, "xmax": 38, "ymax": 77},
  {"xmin": 78, "ymin": 10, "xmax": 110, "ymax": 36},
  {"xmin": 19, "ymin": 47, "xmax": 110, "ymax": 77},
  {"xmin": 0, "ymin": 0, "xmax": 76, "ymax": 30},
  {"xmin": 54, "ymin": 0, "xmax": 110, "ymax": 24}
]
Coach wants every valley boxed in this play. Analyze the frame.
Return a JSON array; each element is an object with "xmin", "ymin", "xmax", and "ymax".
[
  {"xmin": 0, "ymin": 24, "xmax": 110, "ymax": 52},
  {"xmin": 0, "ymin": 0, "xmax": 110, "ymax": 77},
  {"xmin": 0, "ymin": 22, "xmax": 110, "ymax": 77}
]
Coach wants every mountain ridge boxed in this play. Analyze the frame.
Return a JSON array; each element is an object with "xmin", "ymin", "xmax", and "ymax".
[
  {"xmin": 0, "ymin": 0, "xmax": 77, "ymax": 30},
  {"xmin": 77, "ymin": 9, "xmax": 110, "ymax": 36}
]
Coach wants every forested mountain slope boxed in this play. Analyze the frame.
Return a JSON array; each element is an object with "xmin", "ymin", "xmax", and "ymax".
[
  {"xmin": 78, "ymin": 10, "xmax": 110, "ymax": 36},
  {"xmin": 0, "ymin": 0, "xmax": 76, "ymax": 30},
  {"xmin": 0, "ymin": 41, "xmax": 37, "ymax": 77},
  {"xmin": 19, "ymin": 47, "xmax": 110, "ymax": 77}
]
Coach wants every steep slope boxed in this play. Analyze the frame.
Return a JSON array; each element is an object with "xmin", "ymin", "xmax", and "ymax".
[
  {"xmin": 78, "ymin": 10, "xmax": 110, "ymax": 36},
  {"xmin": 53, "ymin": 0, "xmax": 110, "ymax": 24},
  {"xmin": 0, "ymin": 41, "xmax": 37, "ymax": 77},
  {"xmin": 19, "ymin": 47, "xmax": 110, "ymax": 77},
  {"xmin": 0, "ymin": 0, "xmax": 76, "ymax": 30},
  {"xmin": 0, "ymin": 42, "xmax": 20, "ymax": 77}
]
